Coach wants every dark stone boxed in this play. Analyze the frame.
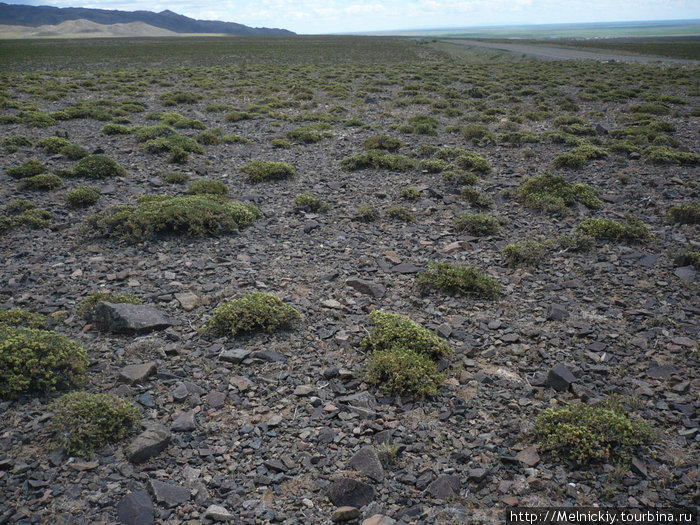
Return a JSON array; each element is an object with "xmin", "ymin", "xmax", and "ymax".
[
  {"xmin": 675, "ymin": 266, "xmax": 696, "ymax": 282},
  {"xmin": 425, "ymin": 474, "xmax": 460, "ymax": 499},
  {"xmin": 595, "ymin": 123, "xmax": 608, "ymax": 135},
  {"xmin": 546, "ymin": 364, "xmax": 576, "ymax": 392},
  {"xmin": 630, "ymin": 457, "xmax": 647, "ymax": 478},
  {"xmin": 349, "ymin": 446, "xmax": 385, "ymax": 482},
  {"xmin": 263, "ymin": 459, "xmax": 288, "ymax": 473},
  {"xmin": 148, "ymin": 479, "xmax": 190, "ymax": 507},
  {"xmin": 327, "ymin": 478, "xmax": 374, "ymax": 508},
  {"xmin": 390, "ymin": 263, "xmax": 420, "ymax": 274},
  {"xmin": 117, "ymin": 490, "xmax": 154, "ymax": 525},
  {"xmin": 171, "ymin": 411, "xmax": 196, "ymax": 432},
  {"xmin": 546, "ymin": 303, "xmax": 569, "ymax": 321},
  {"xmin": 219, "ymin": 348, "xmax": 252, "ymax": 363},
  {"xmin": 126, "ymin": 424, "xmax": 171, "ymax": 464},
  {"xmin": 346, "ymin": 278, "xmax": 386, "ymax": 298},
  {"xmin": 94, "ymin": 302, "xmax": 173, "ymax": 334},
  {"xmin": 250, "ymin": 350, "xmax": 288, "ymax": 363},
  {"xmin": 119, "ymin": 362, "xmax": 157, "ymax": 385}
]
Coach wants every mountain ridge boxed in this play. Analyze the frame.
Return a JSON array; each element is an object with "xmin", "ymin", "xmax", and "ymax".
[{"xmin": 0, "ymin": 3, "xmax": 295, "ymax": 35}]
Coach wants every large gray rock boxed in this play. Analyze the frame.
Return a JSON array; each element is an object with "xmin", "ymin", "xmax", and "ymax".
[
  {"xmin": 204, "ymin": 504, "xmax": 234, "ymax": 522},
  {"xmin": 147, "ymin": 479, "xmax": 190, "ymax": 507},
  {"xmin": 327, "ymin": 478, "xmax": 374, "ymax": 508},
  {"xmin": 117, "ymin": 490, "xmax": 154, "ymax": 525},
  {"xmin": 94, "ymin": 301, "xmax": 173, "ymax": 334},
  {"xmin": 349, "ymin": 447, "xmax": 385, "ymax": 482},
  {"xmin": 547, "ymin": 364, "xmax": 576, "ymax": 392},
  {"xmin": 346, "ymin": 278, "xmax": 386, "ymax": 298},
  {"xmin": 126, "ymin": 424, "xmax": 171, "ymax": 464},
  {"xmin": 119, "ymin": 362, "xmax": 157, "ymax": 385},
  {"xmin": 425, "ymin": 474, "xmax": 461, "ymax": 499},
  {"xmin": 171, "ymin": 411, "xmax": 196, "ymax": 432}
]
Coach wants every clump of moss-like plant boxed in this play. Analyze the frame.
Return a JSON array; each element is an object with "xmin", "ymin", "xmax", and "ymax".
[
  {"xmin": 2, "ymin": 135, "xmax": 33, "ymax": 153},
  {"xmin": 356, "ymin": 205, "xmax": 378, "ymax": 222},
  {"xmin": 0, "ymin": 199, "xmax": 52, "ymax": 234},
  {"xmin": 553, "ymin": 143, "xmax": 607, "ymax": 169},
  {"xmin": 6, "ymin": 159, "xmax": 46, "ymax": 179},
  {"xmin": 187, "ymin": 179, "xmax": 228, "ymax": 196},
  {"xmin": 453, "ymin": 152, "xmax": 491, "ymax": 173},
  {"xmin": 84, "ymin": 195, "xmax": 262, "ymax": 241},
  {"xmin": 574, "ymin": 216, "xmax": 653, "ymax": 244},
  {"xmin": 416, "ymin": 262, "xmax": 499, "ymax": 298},
  {"xmin": 501, "ymin": 240, "xmax": 552, "ymax": 267},
  {"xmin": 340, "ymin": 150, "xmax": 415, "ymax": 172},
  {"xmin": 0, "ymin": 308, "xmax": 48, "ymax": 329},
  {"xmin": 399, "ymin": 187, "xmax": 421, "ymax": 201},
  {"xmin": 442, "ymin": 169, "xmax": 479, "ymax": 186},
  {"xmin": 18, "ymin": 173, "xmax": 63, "ymax": 191},
  {"xmin": 461, "ymin": 187, "xmax": 493, "ymax": 209},
  {"xmin": 518, "ymin": 173, "xmax": 602, "ymax": 215},
  {"xmin": 286, "ymin": 123, "xmax": 333, "ymax": 143},
  {"xmin": 159, "ymin": 90, "xmax": 203, "ymax": 106},
  {"xmin": 162, "ymin": 171, "xmax": 189, "ymax": 184},
  {"xmin": 362, "ymin": 135, "xmax": 402, "ymax": 152},
  {"xmin": 399, "ymin": 114, "xmax": 439, "ymax": 135},
  {"xmin": 643, "ymin": 146, "xmax": 699, "ymax": 165},
  {"xmin": 272, "ymin": 138, "xmax": 291, "ymax": 149},
  {"xmin": 100, "ymin": 123, "xmax": 131, "ymax": 135},
  {"xmin": 75, "ymin": 292, "xmax": 141, "ymax": 321},
  {"xmin": 72, "ymin": 154, "xmax": 127, "ymax": 179},
  {"xmin": 453, "ymin": 213, "xmax": 500, "ymax": 236},
  {"xmin": 666, "ymin": 203, "xmax": 700, "ymax": 225},
  {"xmin": 0, "ymin": 326, "xmax": 88, "ymax": 399},
  {"xmin": 294, "ymin": 193, "xmax": 329, "ymax": 212},
  {"xmin": 361, "ymin": 310, "xmax": 451, "ymax": 398},
  {"xmin": 65, "ymin": 186, "xmax": 100, "ymax": 207},
  {"xmin": 387, "ymin": 205, "xmax": 416, "ymax": 222},
  {"xmin": 49, "ymin": 392, "xmax": 139, "ymax": 457},
  {"xmin": 208, "ymin": 292, "xmax": 300, "ymax": 337},
  {"xmin": 35, "ymin": 137, "xmax": 88, "ymax": 160},
  {"xmin": 534, "ymin": 400, "xmax": 655, "ymax": 465},
  {"xmin": 240, "ymin": 161, "xmax": 296, "ymax": 183}
]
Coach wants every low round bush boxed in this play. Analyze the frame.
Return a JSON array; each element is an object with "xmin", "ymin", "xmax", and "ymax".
[
  {"xmin": 241, "ymin": 161, "xmax": 296, "ymax": 183},
  {"xmin": 208, "ymin": 292, "xmax": 300, "ymax": 337},
  {"xmin": 453, "ymin": 213, "xmax": 500, "ymax": 236},
  {"xmin": 0, "ymin": 308, "xmax": 48, "ymax": 329},
  {"xmin": 73, "ymin": 155, "xmax": 127, "ymax": 179},
  {"xmin": 416, "ymin": 262, "xmax": 500, "ymax": 298},
  {"xmin": 49, "ymin": 391, "xmax": 140, "ymax": 456},
  {"xmin": 7, "ymin": 159, "xmax": 46, "ymax": 179},
  {"xmin": 18, "ymin": 173, "xmax": 64, "ymax": 191},
  {"xmin": 0, "ymin": 326, "xmax": 88, "ymax": 399},
  {"xmin": 187, "ymin": 179, "xmax": 228, "ymax": 196},
  {"xmin": 364, "ymin": 346, "xmax": 445, "ymax": 398},
  {"xmin": 294, "ymin": 193, "xmax": 329, "ymax": 212},
  {"xmin": 361, "ymin": 310, "xmax": 450, "ymax": 360},
  {"xmin": 65, "ymin": 186, "xmax": 100, "ymax": 207}
]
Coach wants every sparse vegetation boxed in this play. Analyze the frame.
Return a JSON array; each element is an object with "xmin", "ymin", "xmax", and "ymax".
[
  {"xmin": 416, "ymin": 262, "xmax": 500, "ymax": 298},
  {"xmin": 387, "ymin": 205, "xmax": 416, "ymax": 222},
  {"xmin": 208, "ymin": 292, "xmax": 300, "ymax": 337},
  {"xmin": 453, "ymin": 212, "xmax": 500, "ymax": 236},
  {"xmin": 666, "ymin": 203, "xmax": 700, "ymax": 225},
  {"xmin": 294, "ymin": 193, "xmax": 330, "ymax": 212},
  {"xmin": 7, "ymin": 159, "xmax": 46, "ymax": 179},
  {"xmin": 502, "ymin": 240, "xmax": 551, "ymax": 267},
  {"xmin": 18, "ymin": 173, "xmax": 63, "ymax": 191},
  {"xmin": 72, "ymin": 154, "xmax": 127, "ymax": 179},
  {"xmin": 187, "ymin": 179, "xmax": 228, "ymax": 196},
  {"xmin": 518, "ymin": 173, "xmax": 602, "ymax": 215},
  {"xmin": 240, "ymin": 161, "xmax": 296, "ymax": 182},
  {"xmin": 574, "ymin": 216, "xmax": 653, "ymax": 244},
  {"xmin": 363, "ymin": 135, "xmax": 402, "ymax": 152},
  {"xmin": 341, "ymin": 150, "xmax": 416, "ymax": 172}
]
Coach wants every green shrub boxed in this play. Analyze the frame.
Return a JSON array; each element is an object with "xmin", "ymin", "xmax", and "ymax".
[
  {"xmin": 0, "ymin": 200, "xmax": 52, "ymax": 233},
  {"xmin": 76, "ymin": 292, "xmax": 141, "ymax": 321},
  {"xmin": 387, "ymin": 205, "xmax": 416, "ymax": 222},
  {"xmin": 356, "ymin": 205, "xmax": 378, "ymax": 222},
  {"xmin": 361, "ymin": 310, "xmax": 450, "ymax": 398},
  {"xmin": 0, "ymin": 326, "xmax": 88, "ymax": 399},
  {"xmin": 403, "ymin": 114, "xmax": 439, "ymax": 135},
  {"xmin": 159, "ymin": 90, "xmax": 203, "ymax": 106},
  {"xmin": 419, "ymin": 158, "xmax": 449, "ymax": 173},
  {"xmin": 644, "ymin": 145, "xmax": 700, "ymax": 165},
  {"xmin": 362, "ymin": 135, "xmax": 402, "ymax": 152},
  {"xmin": 162, "ymin": 172, "xmax": 189, "ymax": 184},
  {"xmin": 100, "ymin": 123, "xmax": 131, "ymax": 135},
  {"xmin": 574, "ymin": 216, "xmax": 653, "ymax": 244},
  {"xmin": 2, "ymin": 135, "xmax": 33, "ymax": 152},
  {"xmin": 674, "ymin": 248, "xmax": 700, "ymax": 268},
  {"xmin": 20, "ymin": 110, "xmax": 55, "ymax": 128},
  {"xmin": 84, "ymin": 195, "xmax": 262, "ymax": 241},
  {"xmin": 629, "ymin": 103, "xmax": 669, "ymax": 115},
  {"xmin": 453, "ymin": 213, "xmax": 499, "ymax": 236},
  {"xmin": 49, "ymin": 392, "xmax": 139, "ymax": 457},
  {"xmin": 65, "ymin": 186, "xmax": 100, "ymax": 207},
  {"xmin": 72, "ymin": 155, "xmax": 127, "ymax": 179},
  {"xmin": 453, "ymin": 152, "xmax": 491, "ymax": 173},
  {"xmin": 518, "ymin": 173, "xmax": 602, "ymax": 215},
  {"xmin": 240, "ymin": 161, "xmax": 296, "ymax": 182},
  {"xmin": 187, "ymin": 179, "xmax": 228, "ymax": 196},
  {"xmin": 7, "ymin": 159, "xmax": 45, "ymax": 179},
  {"xmin": 223, "ymin": 134, "xmax": 251, "ymax": 144},
  {"xmin": 361, "ymin": 310, "xmax": 450, "ymax": 359},
  {"xmin": 135, "ymin": 124, "xmax": 175, "ymax": 142},
  {"xmin": 224, "ymin": 110, "xmax": 253, "ymax": 122},
  {"xmin": 208, "ymin": 292, "xmax": 300, "ymax": 337},
  {"xmin": 461, "ymin": 187, "xmax": 493, "ymax": 209},
  {"xmin": 145, "ymin": 135, "xmax": 204, "ymax": 155},
  {"xmin": 157, "ymin": 112, "xmax": 205, "ymax": 129},
  {"xmin": 36, "ymin": 136, "xmax": 71, "ymax": 154},
  {"xmin": 294, "ymin": 193, "xmax": 329, "ymax": 212},
  {"xmin": 340, "ymin": 150, "xmax": 415, "ymax": 171},
  {"xmin": 462, "ymin": 123, "xmax": 492, "ymax": 143},
  {"xmin": 666, "ymin": 203, "xmax": 700, "ymax": 225},
  {"xmin": 18, "ymin": 173, "xmax": 63, "ymax": 191},
  {"xmin": 535, "ymin": 401, "xmax": 655, "ymax": 464},
  {"xmin": 168, "ymin": 146, "xmax": 189, "ymax": 164},
  {"xmin": 553, "ymin": 143, "xmax": 607, "ymax": 169},
  {"xmin": 399, "ymin": 187, "xmax": 421, "ymax": 201},
  {"xmin": 502, "ymin": 241, "xmax": 551, "ymax": 267},
  {"xmin": 0, "ymin": 308, "xmax": 47, "ymax": 329},
  {"xmin": 196, "ymin": 128, "xmax": 224, "ymax": 145},
  {"xmin": 61, "ymin": 144, "xmax": 89, "ymax": 160},
  {"xmin": 442, "ymin": 170, "xmax": 479, "ymax": 186},
  {"xmin": 498, "ymin": 131, "xmax": 540, "ymax": 146},
  {"xmin": 272, "ymin": 138, "xmax": 291, "ymax": 149},
  {"xmin": 416, "ymin": 262, "xmax": 499, "ymax": 298},
  {"xmin": 287, "ymin": 124, "xmax": 333, "ymax": 143}
]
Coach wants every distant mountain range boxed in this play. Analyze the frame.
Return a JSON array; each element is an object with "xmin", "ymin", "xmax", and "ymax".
[{"xmin": 0, "ymin": 3, "xmax": 295, "ymax": 35}]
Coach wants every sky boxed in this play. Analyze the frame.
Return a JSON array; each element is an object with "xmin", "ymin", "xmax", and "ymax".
[{"xmin": 5, "ymin": 0, "xmax": 699, "ymax": 34}]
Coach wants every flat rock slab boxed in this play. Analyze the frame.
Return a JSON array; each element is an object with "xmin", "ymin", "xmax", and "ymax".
[
  {"xmin": 174, "ymin": 291, "xmax": 200, "ymax": 311},
  {"xmin": 119, "ymin": 362, "xmax": 157, "ymax": 385},
  {"xmin": 390, "ymin": 263, "xmax": 420, "ymax": 274},
  {"xmin": 219, "ymin": 348, "xmax": 252, "ymax": 364},
  {"xmin": 204, "ymin": 504, "xmax": 234, "ymax": 522},
  {"xmin": 117, "ymin": 490, "xmax": 154, "ymax": 525},
  {"xmin": 515, "ymin": 445, "xmax": 540, "ymax": 467},
  {"xmin": 333, "ymin": 506, "xmax": 361, "ymax": 522},
  {"xmin": 363, "ymin": 516, "xmax": 396, "ymax": 525},
  {"xmin": 126, "ymin": 424, "xmax": 171, "ymax": 464},
  {"xmin": 346, "ymin": 278, "xmax": 386, "ymax": 298},
  {"xmin": 547, "ymin": 364, "xmax": 576, "ymax": 392},
  {"xmin": 148, "ymin": 479, "xmax": 190, "ymax": 507},
  {"xmin": 171, "ymin": 410, "xmax": 196, "ymax": 432},
  {"xmin": 94, "ymin": 302, "xmax": 173, "ymax": 334},
  {"xmin": 425, "ymin": 474, "xmax": 461, "ymax": 499},
  {"xmin": 349, "ymin": 446, "xmax": 385, "ymax": 482},
  {"xmin": 327, "ymin": 477, "xmax": 374, "ymax": 508}
]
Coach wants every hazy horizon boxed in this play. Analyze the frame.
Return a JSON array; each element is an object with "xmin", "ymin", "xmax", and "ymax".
[{"xmin": 3, "ymin": 0, "xmax": 700, "ymax": 35}]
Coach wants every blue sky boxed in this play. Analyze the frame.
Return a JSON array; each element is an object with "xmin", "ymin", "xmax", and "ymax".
[{"xmin": 5, "ymin": 0, "xmax": 699, "ymax": 34}]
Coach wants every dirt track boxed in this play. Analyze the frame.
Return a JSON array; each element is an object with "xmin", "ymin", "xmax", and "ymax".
[{"xmin": 442, "ymin": 39, "xmax": 698, "ymax": 64}]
